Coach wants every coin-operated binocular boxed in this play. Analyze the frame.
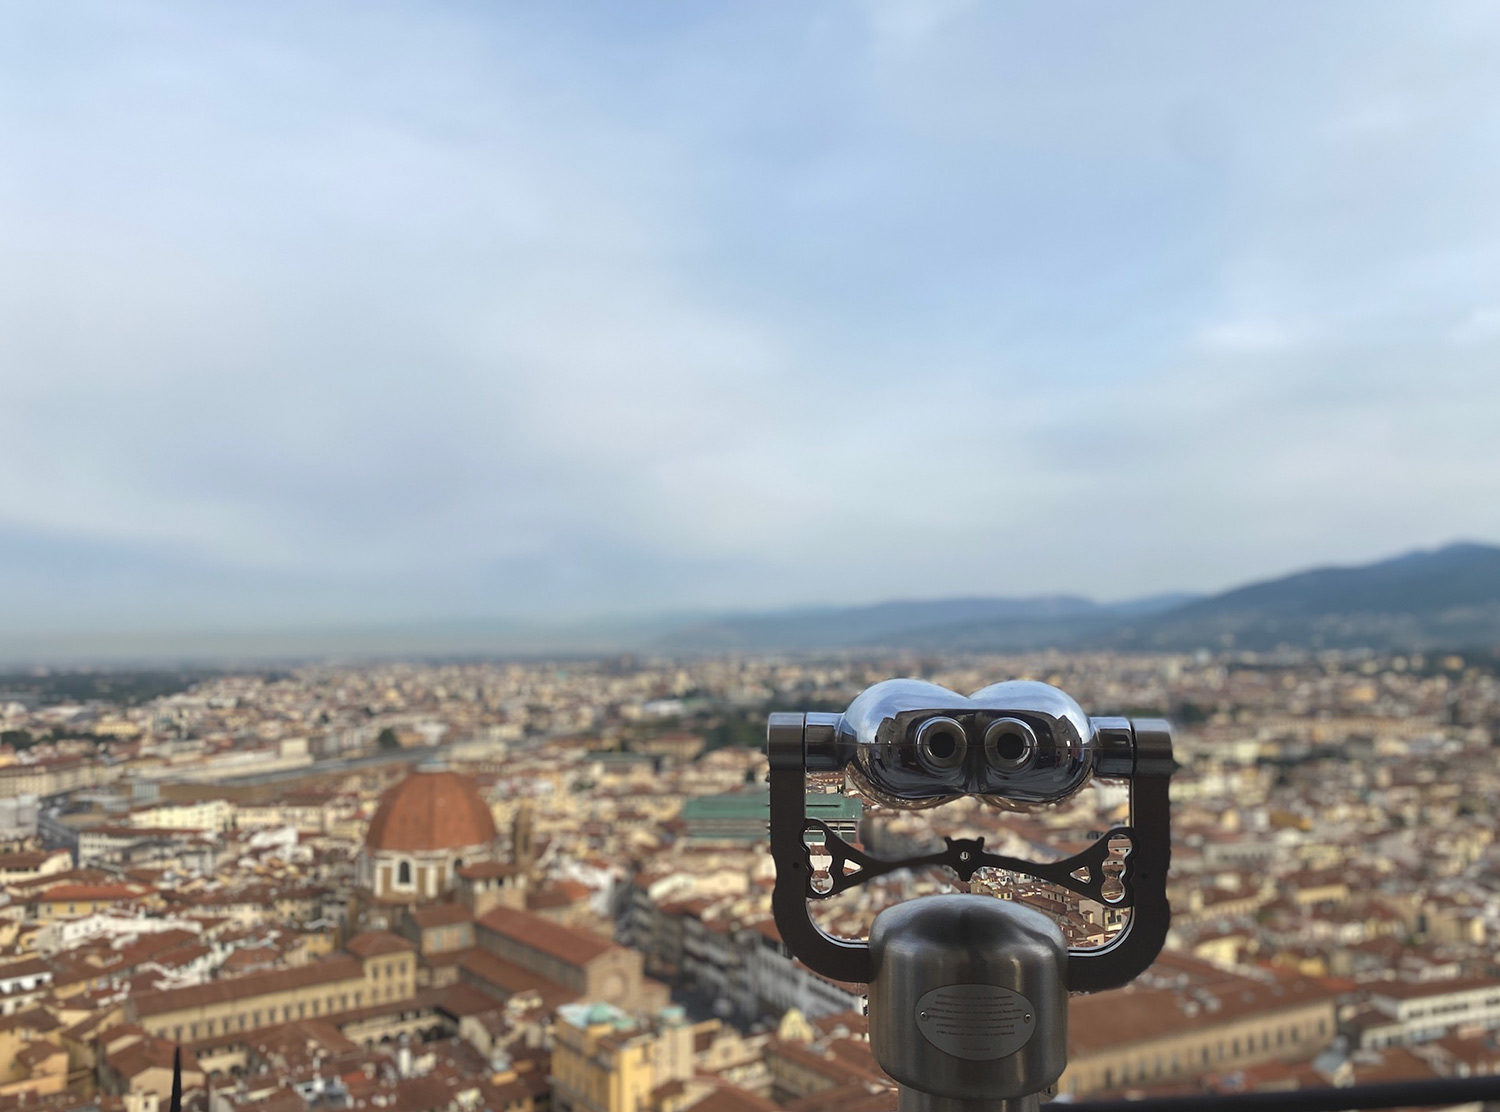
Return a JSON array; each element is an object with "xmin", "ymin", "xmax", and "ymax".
[{"xmin": 767, "ymin": 679, "xmax": 1176, "ymax": 1112}]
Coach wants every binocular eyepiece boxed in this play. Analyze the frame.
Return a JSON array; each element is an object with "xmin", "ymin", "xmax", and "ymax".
[{"xmin": 805, "ymin": 678, "xmax": 1110, "ymax": 809}]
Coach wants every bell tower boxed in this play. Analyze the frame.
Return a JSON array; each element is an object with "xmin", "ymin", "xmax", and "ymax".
[{"xmin": 511, "ymin": 799, "xmax": 536, "ymax": 874}]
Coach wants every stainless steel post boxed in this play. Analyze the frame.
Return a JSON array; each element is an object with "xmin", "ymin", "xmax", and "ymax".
[{"xmin": 869, "ymin": 895, "xmax": 1068, "ymax": 1112}]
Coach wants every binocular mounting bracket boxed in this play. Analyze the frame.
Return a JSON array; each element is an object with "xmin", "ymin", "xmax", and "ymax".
[{"xmin": 768, "ymin": 713, "xmax": 1174, "ymax": 994}]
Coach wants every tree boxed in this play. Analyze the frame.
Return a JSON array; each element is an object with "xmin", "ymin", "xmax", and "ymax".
[
  {"xmin": 0, "ymin": 729, "xmax": 33, "ymax": 750},
  {"xmin": 376, "ymin": 727, "xmax": 401, "ymax": 751}
]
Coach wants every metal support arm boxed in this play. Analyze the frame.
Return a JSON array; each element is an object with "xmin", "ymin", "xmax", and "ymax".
[{"xmin": 768, "ymin": 712, "xmax": 1174, "ymax": 992}]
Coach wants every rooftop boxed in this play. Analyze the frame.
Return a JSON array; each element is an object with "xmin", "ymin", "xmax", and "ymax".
[
  {"xmin": 476, "ymin": 905, "xmax": 615, "ymax": 968},
  {"xmin": 365, "ymin": 770, "xmax": 498, "ymax": 854}
]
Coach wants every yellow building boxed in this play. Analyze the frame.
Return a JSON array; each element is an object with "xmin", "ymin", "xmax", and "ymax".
[
  {"xmin": 0, "ymin": 1039, "xmax": 67, "ymax": 1099},
  {"xmin": 129, "ymin": 799, "xmax": 233, "ymax": 832},
  {"xmin": 0, "ymin": 759, "xmax": 111, "ymax": 798},
  {"xmin": 100, "ymin": 1037, "xmax": 204, "ymax": 1104},
  {"xmin": 92, "ymin": 718, "xmax": 143, "ymax": 739},
  {"xmin": 0, "ymin": 849, "xmax": 71, "ymax": 887},
  {"xmin": 0, "ymin": 1009, "xmax": 66, "ymax": 1100},
  {"xmin": 30, "ymin": 881, "xmax": 156, "ymax": 923},
  {"xmin": 549, "ymin": 1002, "xmax": 701, "ymax": 1112},
  {"xmin": 127, "ymin": 931, "xmax": 416, "ymax": 1072}
]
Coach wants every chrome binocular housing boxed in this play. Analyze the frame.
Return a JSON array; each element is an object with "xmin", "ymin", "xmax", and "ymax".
[
  {"xmin": 813, "ymin": 678, "xmax": 1106, "ymax": 810},
  {"xmin": 768, "ymin": 678, "xmax": 1175, "ymax": 993}
]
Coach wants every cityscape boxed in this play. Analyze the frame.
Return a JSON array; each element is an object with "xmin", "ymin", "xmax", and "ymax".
[
  {"xmin": 6, "ymin": 3, "xmax": 1500, "ymax": 1112},
  {"xmin": 0, "ymin": 648, "xmax": 1495, "ymax": 1110}
]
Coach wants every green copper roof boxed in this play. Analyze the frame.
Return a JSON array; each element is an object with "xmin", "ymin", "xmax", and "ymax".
[{"xmin": 681, "ymin": 786, "xmax": 861, "ymax": 825}]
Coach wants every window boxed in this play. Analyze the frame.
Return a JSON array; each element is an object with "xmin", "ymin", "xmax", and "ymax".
[{"xmin": 398, "ymin": 861, "xmax": 412, "ymax": 885}]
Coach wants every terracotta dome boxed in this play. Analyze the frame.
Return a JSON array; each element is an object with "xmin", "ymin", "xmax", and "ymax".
[{"xmin": 365, "ymin": 770, "xmax": 498, "ymax": 853}]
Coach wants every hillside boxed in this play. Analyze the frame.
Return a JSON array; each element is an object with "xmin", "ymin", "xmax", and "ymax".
[{"xmin": 655, "ymin": 543, "xmax": 1500, "ymax": 653}]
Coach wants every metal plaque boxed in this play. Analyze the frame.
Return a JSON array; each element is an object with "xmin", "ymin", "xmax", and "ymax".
[{"xmin": 914, "ymin": 983, "xmax": 1036, "ymax": 1061}]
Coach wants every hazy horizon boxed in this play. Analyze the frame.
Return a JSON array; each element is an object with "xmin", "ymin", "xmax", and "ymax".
[
  {"xmin": 1, "ymin": 537, "xmax": 1494, "ymax": 666},
  {"xmin": 5, "ymin": 3, "xmax": 1500, "ymax": 646}
]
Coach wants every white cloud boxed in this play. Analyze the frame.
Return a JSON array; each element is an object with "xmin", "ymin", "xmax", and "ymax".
[
  {"xmin": 1194, "ymin": 320, "xmax": 1308, "ymax": 355},
  {"xmin": 1, "ymin": 1, "xmax": 1499, "ymax": 633},
  {"xmin": 1449, "ymin": 306, "xmax": 1500, "ymax": 346}
]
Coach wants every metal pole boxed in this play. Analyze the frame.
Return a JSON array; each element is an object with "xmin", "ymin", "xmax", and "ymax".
[{"xmin": 869, "ymin": 895, "xmax": 1069, "ymax": 1111}]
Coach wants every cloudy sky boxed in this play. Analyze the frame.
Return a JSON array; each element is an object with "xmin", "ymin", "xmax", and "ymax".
[{"xmin": 3, "ymin": 2, "xmax": 1499, "ymax": 648}]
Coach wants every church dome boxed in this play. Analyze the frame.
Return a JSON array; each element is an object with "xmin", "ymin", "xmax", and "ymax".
[{"xmin": 365, "ymin": 770, "xmax": 498, "ymax": 853}]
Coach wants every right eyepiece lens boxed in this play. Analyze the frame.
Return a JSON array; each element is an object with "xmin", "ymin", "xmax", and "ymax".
[
  {"xmin": 915, "ymin": 717, "xmax": 967, "ymax": 771},
  {"xmin": 984, "ymin": 718, "xmax": 1036, "ymax": 771}
]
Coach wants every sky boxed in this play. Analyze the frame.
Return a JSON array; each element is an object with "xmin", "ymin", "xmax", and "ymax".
[{"xmin": 3, "ymin": 2, "xmax": 1500, "ymax": 652}]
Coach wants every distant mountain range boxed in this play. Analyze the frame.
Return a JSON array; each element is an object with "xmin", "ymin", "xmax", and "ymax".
[
  {"xmin": 655, "ymin": 542, "xmax": 1500, "ymax": 653},
  {"xmin": 6, "ymin": 542, "xmax": 1497, "ymax": 665}
]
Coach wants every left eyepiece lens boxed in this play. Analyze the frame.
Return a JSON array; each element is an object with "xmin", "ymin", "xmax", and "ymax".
[{"xmin": 915, "ymin": 717, "xmax": 967, "ymax": 771}]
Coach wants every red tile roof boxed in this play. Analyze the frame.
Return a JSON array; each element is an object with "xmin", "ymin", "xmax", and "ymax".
[
  {"xmin": 37, "ymin": 883, "xmax": 145, "ymax": 903},
  {"xmin": 133, "ymin": 956, "xmax": 363, "ymax": 1017},
  {"xmin": 365, "ymin": 771, "xmax": 497, "ymax": 853},
  {"xmin": 476, "ymin": 905, "xmax": 613, "ymax": 968},
  {"xmin": 457, "ymin": 949, "xmax": 577, "ymax": 1010},
  {"xmin": 409, "ymin": 903, "xmax": 473, "ymax": 929},
  {"xmin": 345, "ymin": 931, "xmax": 415, "ymax": 958}
]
